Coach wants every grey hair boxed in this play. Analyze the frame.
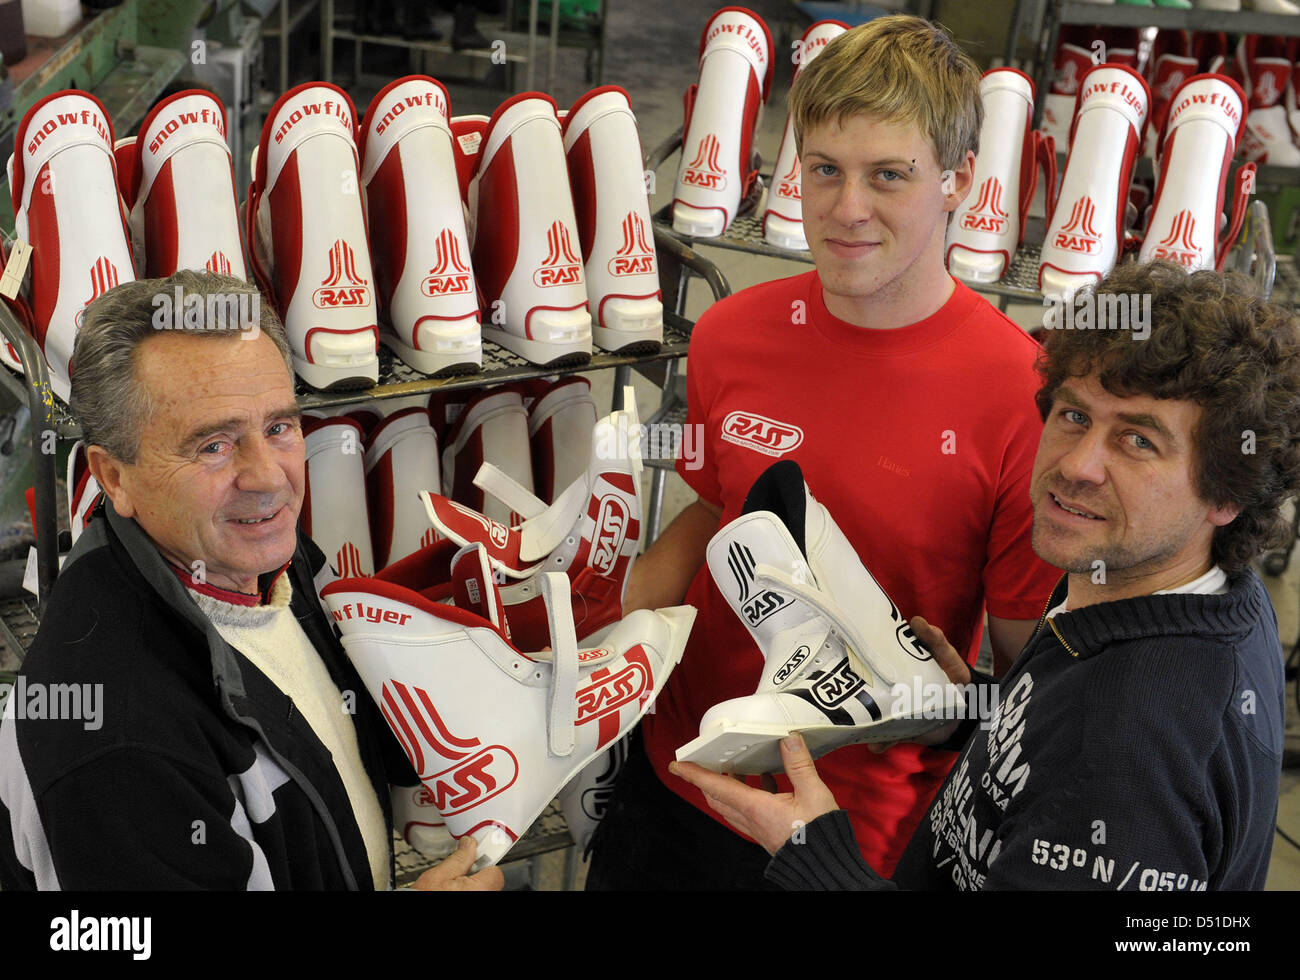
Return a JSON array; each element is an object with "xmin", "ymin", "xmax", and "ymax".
[{"xmin": 70, "ymin": 269, "xmax": 292, "ymax": 463}]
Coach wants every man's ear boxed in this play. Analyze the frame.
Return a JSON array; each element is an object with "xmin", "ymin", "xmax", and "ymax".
[
  {"xmin": 85, "ymin": 444, "xmax": 135, "ymax": 519},
  {"xmin": 941, "ymin": 149, "xmax": 976, "ymax": 213},
  {"xmin": 1207, "ymin": 502, "xmax": 1240, "ymax": 528}
]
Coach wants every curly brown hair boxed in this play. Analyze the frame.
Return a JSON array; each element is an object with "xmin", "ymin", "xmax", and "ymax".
[{"xmin": 1035, "ymin": 261, "xmax": 1300, "ymax": 573}]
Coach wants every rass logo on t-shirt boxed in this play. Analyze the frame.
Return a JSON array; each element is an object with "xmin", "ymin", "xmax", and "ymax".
[{"xmin": 720, "ymin": 411, "xmax": 804, "ymax": 458}]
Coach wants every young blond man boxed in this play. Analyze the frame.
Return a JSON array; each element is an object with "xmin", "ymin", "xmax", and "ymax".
[{"xmin": 585, "ymin": 15, "xmax": 1061, "ymax": 889}]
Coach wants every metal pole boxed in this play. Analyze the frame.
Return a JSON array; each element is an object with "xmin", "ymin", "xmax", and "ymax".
[
  {"xmin": 527, "ymin": 0, "xmax": 539, "ymax": 91},
  {"xmin": 547, "ymin": 0, "xmax": 560, "ymax": 92}
]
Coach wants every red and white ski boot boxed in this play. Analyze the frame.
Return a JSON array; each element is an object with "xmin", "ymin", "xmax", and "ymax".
[
  {"xmin": 247, "ymin": 82, "xmax": 379, "ymax": 390},
  {"xmin": 1240, "ymin": 51, "xmax": 1300, "ymax": 165},
  {"xmin": 947, "ymin": 68, "xmax": 1045, "ymax": 284},
  {"xmin": 762, "ymin": 19, "xmax": 847, "ymax": 251},
  {"xmin": 9, "ymin": 91, "xmax": 135, "ymax": 401},
  {"xmin": 1139, "ymin": 74, "xmax": 1252, "ymax": 271},
  {"xmin": 423, "ymin": 388, "xmax": 644, "ymax": 651},
  {"xmin": 1145, "ymin": 52, "xmax": 1199, "ymax": 160},
  {"xmin": 124, "ymin": 89, "xmax": 247, "ymax": 280},
  {"xmin": 563, "ymin": 86, "xmax": 663, "ymax": 354},
  {"xmin": 449, "ymin": 114, "xmax": 489, "ymax": 206},
  {"xmin": 439, "ymin": 384, "xmax": 535, "ymax": 528},
  {"xmin": 1041, "ymin": 40, "xmax": 1093, "ymax": 153},
  {"xmin": 360, "ymin": 76, "xmax": 482, "ymax": 376},
  {"xmin": 1038, "ymin": 64, "xmax": 1150, "ymax": 302},
  {"xmin": 322, "ymin": 552, "xmax": 694, "ymax": 869},
  {"xmin": 364, "ymin": 406, "xmax": 443, "ymax": 570},
  {"xmin": 528, "ymin": 376, "xmax": 597, "ymax": 505},
  {"xmin": 671, "ymin": 6, "xmax": 774, "ymax": 237},
  {"xmin": 302, "ymin": 412, "xmax": 375, "ymax": 578},
  {"xmin": 468, "ymin": 94, "xmax": 592, "ymax": 366},
  {"xmin": 676, "ymin": 460, "xmax": 955, "ymax": 774}
]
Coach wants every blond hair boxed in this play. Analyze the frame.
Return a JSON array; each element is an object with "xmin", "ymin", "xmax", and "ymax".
[{"xmin": 789, "ymin": 15, "xmax": 982, "ymax": 172}]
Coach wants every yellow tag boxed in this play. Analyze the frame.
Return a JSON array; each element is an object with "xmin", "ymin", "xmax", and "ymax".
[{"xmin": 0, "ymin": 240, "xmax": 33, "ymax": 301}]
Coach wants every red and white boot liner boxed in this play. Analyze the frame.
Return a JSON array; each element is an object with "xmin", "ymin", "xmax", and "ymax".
[
  {"xmin": 677, "ymin": 460, "xmax": 954, "ymax": 774},
  {"xmin": 528, "ymin": 376, "xmax": 597, "ymax": 505},
  {"xmin": 248, "ymin": 82, "xmax": 379, "ymax": 390},
  {"xmin": 1139, "ymin": 74, "xmax": 1252, "ymax": 271},
  {"xmin": 1038, "ymin": 64, "xmax": 1150, "ymax": 302},
  {"xmin": 439, "ymin": 385, "xmax": 535, "ymax": 528},
  {"xmin": 947, "ymin": 68, "xmax": 1047, "ymax": 284},
  {"xmin": 468, "ymin": 94, "xmax": 592, "ymax": 366},
  {"xmin": 563, "ymin": 86, "xmax": 663, "ymax": 354},
  {"xmin": 762, "ymin": 19, "xmax": 847, "ymax": 251},
  {"xmin": 360, "ymin": 76, "xmax": 482, "ymax": 377},
  {"xmin": 1041, "ymin": 41, "xmax": 1093, "ymax": 153},
  {"xmin": 322, "ymin": 553, "xmax": 694, "ymax": 869},
  {"xmin": 302, "ymin": 412, "xmax": 375, "ymax": 578},
  {"xmin": 1240, "ymin": 54, "xmax": 1300, "ymax": 165},
  {"xmin": 9, "ymin": 91, "xmax": 135, "ymax": 401},
  {"xmin": 364, "ymin": 406, "xmax": 443, "ymax": 570},
  {"xmin": 671, "ymin": 6, "xmax": 774, "ymax": 237},
  {"xmin": 422, "ymin": 388, "xmax": 644, "ymax": 651},
  {"xmin": 125, "ymin": 89, "xmax": 247, "ymax": 280},
  {"xmin": 1145, "ymin": 53, "xmax": 1199, "ymax": 160},
  {"xmin": 449, "ymin": 114, "xmax": 489, "ymax": 208}
]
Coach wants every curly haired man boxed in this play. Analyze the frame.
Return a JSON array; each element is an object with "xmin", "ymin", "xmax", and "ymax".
[{"xmin": 677, "ymin": 260, "xmax": 1298, "ymax": 890}]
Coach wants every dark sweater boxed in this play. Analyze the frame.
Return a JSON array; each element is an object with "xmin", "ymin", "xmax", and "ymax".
[{"xmin": 766, "ymin": 570, "xmax": 1286, "ymax": 891}]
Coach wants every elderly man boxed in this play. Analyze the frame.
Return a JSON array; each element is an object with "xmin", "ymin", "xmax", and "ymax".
[
  {"xmin": 0, "ymin": 269, "xmax": 499, "ymax": 890},
  {"xmin": 675, "ymin": 261, "xmax": 1297, "ymax": 890}
]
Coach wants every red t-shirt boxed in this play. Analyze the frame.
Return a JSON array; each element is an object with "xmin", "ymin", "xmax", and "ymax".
[{"xmin": 644, "ymin": 270, "xmax": 1060, "ymax": 876}]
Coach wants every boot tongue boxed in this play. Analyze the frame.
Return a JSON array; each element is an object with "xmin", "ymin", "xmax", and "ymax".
[
  {"xmin": 450, "ymin": 543, "xmax": 510, "ymax": 641},
  {"xmin": 740, "ymin": 460, "xmax": 808, "ymax": 560},
  {"xmin": 423, "ymin": 491, "xmax": 529, "ymax": 573}
]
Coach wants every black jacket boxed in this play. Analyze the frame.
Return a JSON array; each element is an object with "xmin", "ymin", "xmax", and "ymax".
[{"xmin": 0, "ymin": 498, "xmax": 415, "ymax": 889}]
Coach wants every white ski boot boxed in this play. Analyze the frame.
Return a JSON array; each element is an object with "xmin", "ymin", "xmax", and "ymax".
[
  {"xmin": 322, "ymin": 549, "xmax": 694, "ymax": 869},
  {"xmin": 676, "ymin": 460, "xmax": 955, "ymax": 774}
]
